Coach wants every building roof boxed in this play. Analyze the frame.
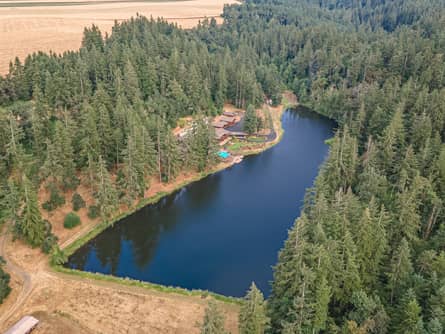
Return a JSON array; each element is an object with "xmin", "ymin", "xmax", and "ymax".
[
  {"xmin": 220, "ymin": 115, "xmax": 236, "ymax": 123},
  {"xmin": 212, "ymin": 120, "xmax": 228, "ymax": 128},
  {"xmin": 5, "ymin": 316, "xmax": 39, "ymax": 334},
  {"xmin": 223, "ymin": 111, "xmax": 237, "ymax": 117},
  {"xmin": 230, "ymin": 131, "xmax": 247, "ymax": 137},
  {"xmin": 215, "ymin": 128, "xmax": 230, "ymax": 140}
]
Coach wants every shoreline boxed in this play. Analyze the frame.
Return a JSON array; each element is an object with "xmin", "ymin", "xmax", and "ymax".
[
  {"xmin": 0, "ymin": 96, "xmax": 297, "ymax": 331},
  {"xmin": 55, "ymin": 98, "xmax": 296, "ymax": 300}
]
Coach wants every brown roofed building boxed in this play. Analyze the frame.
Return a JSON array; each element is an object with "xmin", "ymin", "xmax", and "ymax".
[
  {"xmin": 215, "ymin": 128, "xmax": 230, "ymax": 141},
  {"xmin": 212, "ymin": 120, "xmax": 228, "ymax": 128},
  {"xmin": 223, "ymin": 111, "xmax": 237, "ymax": 117},
  {"xmin": 219, "ymin": 115, "xmax": 237, "ymax": 126}
]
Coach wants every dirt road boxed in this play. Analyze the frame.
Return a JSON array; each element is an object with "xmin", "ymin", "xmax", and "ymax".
[{"xmin": 0, "ymin": 226, "xmax": 34, "ymax": 327}]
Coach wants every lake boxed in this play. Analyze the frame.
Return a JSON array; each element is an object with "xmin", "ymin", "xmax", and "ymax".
[{"xmin": 66, "ymin": 107, "xmax": 335, "ymax": 297}]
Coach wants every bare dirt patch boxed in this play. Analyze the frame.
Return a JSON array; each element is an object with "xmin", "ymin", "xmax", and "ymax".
[{"xmin": 0, "ymin": 0, "xmax": 238, "ymax": 74}]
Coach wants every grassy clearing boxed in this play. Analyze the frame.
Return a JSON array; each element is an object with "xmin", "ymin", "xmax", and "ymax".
[{"xmin": 53, "ymin": 265, "xmax": 241, "ymax": 304}]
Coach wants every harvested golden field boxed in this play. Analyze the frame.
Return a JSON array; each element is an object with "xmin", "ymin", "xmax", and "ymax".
[{"xmin": 0, "ymin": 0, "xmax": 238, "ymax": 74}]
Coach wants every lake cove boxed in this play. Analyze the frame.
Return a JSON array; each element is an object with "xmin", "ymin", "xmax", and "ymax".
[{"xmin": 66, "ymin": 107, "xmax": 335, "ymax": 298}]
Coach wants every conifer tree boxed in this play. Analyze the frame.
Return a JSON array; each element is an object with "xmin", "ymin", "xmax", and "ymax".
[
  {"xmin": 54, "ymin": 120, "xmax": 78, "ymax": 190},
  {"xmin": 388, "ymin": 238, "xmax": 413, "ymax": 304},
  {"xmin": 311, "ymin": 275, "xmax": 331, "ymax": 333},
  {"xmin": 17, "ymin": 175, "xmax": 46, "ymax": 247},
  {"xmin": 41, "ymin": 139, "xmax": 63, "ymax": 185},
  {"xmin": 268, "ymin": 215, "xmax": 312, "ymax": 332},
  {"xmin": 379, "ymin": 107, "xmax": 406, "ymax": 177},
  {"xmin": 122, "ymin": 123, "xmax": 146, "ymax": 203},
  {"xmin": 79, "ymin": 103, "xmax": 101, "ymax": 168},
  {"xmin": 6, "ymin": 112, "xmax": 29, "ymax": 173},
  {"xmin": 95, "ymin": 155, "xmax": 118, "ymax": 219},
  {"xmin": 123, "ymin": 59, "xmax": 142, "ymax": 105},
  {"xmin": 162, "ymin": 129, "xmax": 181, "ymax": 182},
  {"xmin": 395, "ymin": 291, "xmax": 425, "ymax": 334},
  {"xmin": 244, "ymin": 105, "xmax": 259, "ymax": 134},
  {"xmin": 239, "ymin": 282, "xmax": 269, "ymax": 334},
  {"xmin": 189, "ymin": 117, "xmax": 217, "ymax": 172},
  {"xmin": 201, "ymin": 300, "xmax": 227, "ymax": 334},
  {"xmin": 2, "ymin": 179, "xmax": 21, "ymax": 225},
  {"xmin": 355, "ymin": 205, "xmax": 388, "ymax": 288}
]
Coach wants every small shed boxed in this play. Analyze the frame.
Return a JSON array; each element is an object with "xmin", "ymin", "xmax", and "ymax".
[{"xmin": 5, "ymin": 316, "xmax": 39, "ymax": 334}]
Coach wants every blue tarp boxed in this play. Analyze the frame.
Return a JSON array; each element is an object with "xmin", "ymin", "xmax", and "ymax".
[{"xmin": 218, "ymin": 151, "xmax": 230, "ymax": 159}]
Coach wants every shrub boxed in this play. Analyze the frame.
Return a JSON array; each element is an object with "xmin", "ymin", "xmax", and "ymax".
[
  {"xmin": 42, "ymin": 184, "xmax": 65, "ymax": 211},
  {"xmin": 71, "ymin": 193, "xmax": 86, "ymax": 211},
  {"xmin": 50, "ymin": 246, "xmax": 67, "ymax": 266},
  {"xmin": 64, "ymin": 212, "xmax": 81, "ymax": 229},
  {"xmin": 63, "ymin": 175, "xmax": 80, "ymax": 191},
  {"xmin": 87, "ymin": 205, "xmax": 100, "ymax": 219},
  {"xmin": 41, "ymin": 233, "xmax": 58, "ymax": 254},
  {"xmin": 0, "ymin": 260, "xmax": 11, "ymax": 304}
]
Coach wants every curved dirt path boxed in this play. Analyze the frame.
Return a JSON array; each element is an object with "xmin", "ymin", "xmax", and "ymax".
[{"xmin": 0, "ymin": 227, "xmax": 34, "ymax": 326}]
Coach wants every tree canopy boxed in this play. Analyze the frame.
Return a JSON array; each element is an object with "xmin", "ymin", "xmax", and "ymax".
[{"xmin": 0, "ymin": 0, "xmax": 444, "ymax": 331}]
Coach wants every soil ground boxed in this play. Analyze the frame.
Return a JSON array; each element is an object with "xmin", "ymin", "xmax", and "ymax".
[{"xmin": 0, "ymin": 0, "xmax": 238, "ymax": 74}]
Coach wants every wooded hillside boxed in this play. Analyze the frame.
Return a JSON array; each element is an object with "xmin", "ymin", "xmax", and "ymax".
[{"xmin": 0, "ymin": 0, "xmax": 444, "ymax": 332}]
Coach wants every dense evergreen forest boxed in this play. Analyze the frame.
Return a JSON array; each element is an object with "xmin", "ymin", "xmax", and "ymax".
[{"xmin": 1, "ymin": 0, "xmax": 445, "ymax": 332}]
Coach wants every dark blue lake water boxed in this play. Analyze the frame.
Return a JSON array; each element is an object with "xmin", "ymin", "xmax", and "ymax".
[{"xmin": 66, "ymin": 108, "xmax": 335, "ymax": 297}]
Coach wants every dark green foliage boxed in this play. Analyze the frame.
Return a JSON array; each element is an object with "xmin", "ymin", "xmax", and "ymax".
[
  {"xmin": 201, "ymin": 299, "xmax": 227, "ymax": 334},
  {"xmin": 64, "ymin": 212, "xmax": 81, "ymax": 229},
  {"xmin": 0, "ymin": 257, "xmax": 11, "ymax": 304},
  {"xmin": 95, "ymin": 155, "xmax": 117, "ymax": 219},
  {"xmin": 71, "ymin": 193, "xmax": 86, "ymax": 211},
  {"xmin": 14, "ymin": 176, "xmax": 48, "ymax": 247},
  {"xmin": 41, "ymin": 233, "xmax": 58, "ymax": 254},
  {"xmin": 42, "ymin": 183, "xmax": 66, "ymax": 211},
  {"xmin": 244, "ymin": 105, "xmax": 261, "ymax": 135},
  {"xmin": 188, "ymin": 117, "xmax": 218, "ymax": 172},
  {"xmin": 50, "ymin": 246, "xmax": 67, "ymax": 266},
  {"xmin": 87, "ymin": 205, "xmax": 100, "ymax": 219},
  {"xmin": 239, "ymin": 282, "xmax": 269, "ymax": 334}
]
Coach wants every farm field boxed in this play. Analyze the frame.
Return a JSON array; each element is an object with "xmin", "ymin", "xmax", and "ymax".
[{"xmin": 0, "ymin": 0, "xmax": 237, "ymax": 74}]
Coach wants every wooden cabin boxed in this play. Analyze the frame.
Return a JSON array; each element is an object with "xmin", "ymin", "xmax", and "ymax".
[
  {"xmin": 219, "ymin": 115, "xmax": 237, "ymax": 126},
  {"xmin": 223, "ymin": 111, "xmax": 237, "ymax": 117},
  {"xmin": 212, "ymin": 120, "xmax": 228, "ymax": 128},
  {"xmin": 215, "ymin": 128, "xmax": 230, "ymax": 141},
  {"xmin": 5, "ymin": 316, "xmax": 39, "ymax": 334}
]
